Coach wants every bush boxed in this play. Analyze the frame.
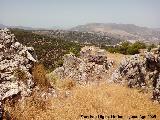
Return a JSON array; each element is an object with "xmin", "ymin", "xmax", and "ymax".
[
  {"xmin": 133, "ymin": 41, "xmax": 146, "ymax": 49},
  {"xmin": 118, "ymin": 41, "xmax": 130, "ymax": 54},
  {"xmin": 68, "ymin": 47, "xmax": 80, "ymax": 56},
  {"xmin": 106, "ymin": 41, "xmax": 146, "ymax": 55},
  {"xmin": 147, "ymin": 44, "xmax": 156, "ymax": 52},
  {"xmin": 32, "ymin": 63, "xmax": 51, "ymax": 88},
  {"xmin": 10, "ymin": 29, "xmax": 82, "ymax": 70},
  {"xmin": 127, "ymin": 46, "xmax": 139, "ymax": 55}
]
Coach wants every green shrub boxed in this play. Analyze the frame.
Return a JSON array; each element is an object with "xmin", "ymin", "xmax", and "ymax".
[
  {"xmin": 68, "ymin": 46, "xmax": 81, "ymax": 56},
  {"xmin": 127, "ymin": 46, "xmax": 139, "ymax": 55},
  {"xmin": 10, "ymin": 29, "xmax": 82, "ymax": 70},
  {"xmin": 106, "ymin": 41, "xmax": 146, "ymax": 55},
  {"xmin": 147, "ymin": 44, "xmax": 156, "ymax": 52}
]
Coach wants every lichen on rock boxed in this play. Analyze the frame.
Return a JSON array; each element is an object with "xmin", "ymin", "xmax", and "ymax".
[
  {"xmin": 0, "ymin": 28, "xmax": 37, "ymax": 101},
  {"xmin": 48, "ymin": 46, "xmax": 113, "ymax": 84},
  {"xmin": 112, "ymin": 50, "xmax": 160, "ymax": 102}
]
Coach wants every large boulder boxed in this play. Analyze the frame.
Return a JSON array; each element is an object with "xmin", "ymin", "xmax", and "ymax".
[
  {"xmin": 80, "ymin": 46, "xmax": 107, "ymax": 64},
  {"xmin": 0, "ymin": 28, "xmax": 37, "ymax": 101},
  {"xmin": 49, "ymin": 46, "xmax": 113, "ymax": 83},
  {"xmin": 111, "ymin": 54, "xmax": 146, "ymax": 87},
  {"xmin": 112, "ymin": 50, "xmax": 160, "ymax": 102}
]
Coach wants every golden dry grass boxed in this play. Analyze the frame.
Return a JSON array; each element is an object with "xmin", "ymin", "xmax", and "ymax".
[
  {"xmin": 55, "ymin": 79, "xmax": 76, "ymax": 90},
  {"xmin": 5, "ymin": 83, "xmax": 160, "ymax": 120},
  {"xmin": 106, "ymin": 52, "xmax": 130, "ymax": 67},
  {"xmin": 32, "ymin": 63, "xmax": 51, "ymax": 88},
  {"xmin": 4, "ymin": 52, "xmax": 160, "ymax": 120}
]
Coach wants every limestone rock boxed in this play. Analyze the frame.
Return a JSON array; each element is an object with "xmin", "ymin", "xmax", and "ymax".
[
  {"xmin": 112, "ymin": 49, "xmax": 160, "ymax": 102},
  {"xmin": 0, "ymin": 28, "xmax": 37, "ymax": 101},
  {"xmin": 49, "ymin": 46, "xmax": 113, "ymax": 83}
]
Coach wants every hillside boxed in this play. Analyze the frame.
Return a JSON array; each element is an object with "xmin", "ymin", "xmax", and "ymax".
[
  {"xmin": 71, "ymin": 23, "xmax": 160, "ymax": 44},
  {"xmin": 0, "ymin": 24, "xmax": 36, "ymax": 30},
  {"xmin": 10, "ymin": 29, "xmax": 82, "ymax": 70},
  {"xmin": 33, "ymin": 30, "xmax": 122, "ymax": 46},
  {"xmin": 1, "ymin": 29, "xmax": 160, "ymax": 120}
]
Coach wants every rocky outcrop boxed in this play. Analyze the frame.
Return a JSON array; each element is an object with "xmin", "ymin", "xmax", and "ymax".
[
  {"xmin": 112, "ymin": 50, "xmax": 160, "ymax": 102},
  {"xmin": 0, "ymin": 101, "xmax": 3, "ymax": 119},
  {"xmin": 111, "ymin": 54, "xmax": 146, "ymax": 87},
  {"xmin": 0, "ymin": 28, "xmax": 37, "ymax": 101},
  {"xmin": 48, "ymin": 46, "xmax": 113, "ymax": 84}
]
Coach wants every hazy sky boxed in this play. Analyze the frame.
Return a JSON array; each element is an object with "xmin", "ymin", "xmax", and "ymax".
[{"xmin": 0, "ymin": 0, "xmax": 160, "ymax": 28}]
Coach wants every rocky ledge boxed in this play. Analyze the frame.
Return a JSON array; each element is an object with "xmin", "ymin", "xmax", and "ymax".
[
  {"xmin": 48, "ymin": 46, "xmax": 113, "ymax": 84},
  {"xmin": 0, "ymin": 28, "xmax": 37, "ymax": 101},
  {"xmin": 112, "ymin": 50, "xmax": 160, "ymax": 102}
]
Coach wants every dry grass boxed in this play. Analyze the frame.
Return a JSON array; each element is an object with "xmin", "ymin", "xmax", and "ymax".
[
  {"xmin": 32, "ymin": 63, "xmax": 51, "ymax": 88},
  {"xmin": 55, "ymin": 79, "xmax": 76, "ymax": 90},
  {"xmin": 106, "ymin": 52, "xmax": 130, "ymax": 67},
  {"xmin": 4, "ymin": 53, "xmax": 160, "ymax": 120},
  {"xmin": 5, "ymin": 83, "xmax": 160, "ymax": 120}
]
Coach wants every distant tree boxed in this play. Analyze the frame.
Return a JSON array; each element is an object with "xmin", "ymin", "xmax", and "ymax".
[
  {"xmin": 106, "ymin": 41, "xmax": 146, "ymax": 55},
  {"xmin": 117, "ymin": 41, "xmax": 130, "ymax": 54},
  {"xmin": 127, "ymin": 45, "xmax": 139, "ymax": 55},
  {"xmin": 132, "ymin": 41, "xmax": 146, "ymax": 49},
  {"xmin": 147, "ymin": 44, "xmax": 156, "ymax": 52}
]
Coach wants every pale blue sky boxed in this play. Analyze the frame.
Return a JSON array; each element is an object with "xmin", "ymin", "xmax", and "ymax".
[{"xmin": 0, "ymin": 0, "xmax": 159, "ymax": 28}]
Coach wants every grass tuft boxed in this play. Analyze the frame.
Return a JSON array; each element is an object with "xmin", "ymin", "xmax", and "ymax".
[
  {"xmin": 32, "ymin": 63, "xmax": 51, "ymax": 88},
  {"xmin": 4, "ymin": 83, "xmax": 160, "ymax": 120}
]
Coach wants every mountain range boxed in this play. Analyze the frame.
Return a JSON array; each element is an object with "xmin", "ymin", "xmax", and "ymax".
[
  {"xmin": 70, "ymin": 23, "xmax": 160, "ymax": 44},
  {"xmin": 0, "ymin": 24, "xmax": 64, "ymax": 30},
  {"xmin": 1, "ymin": 23, "xmax": 160, "ymax": 44},
  {"xmin": 0, "ymin": 24, "xmax": 36, "ymax": 30},
  {"xmin": 34, "ymin": 30, "xmax": 122, "ymax": 46}
]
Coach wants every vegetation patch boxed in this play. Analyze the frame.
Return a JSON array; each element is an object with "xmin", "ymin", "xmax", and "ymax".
[
  {"xmin": 32, "ymin": 63, "xmax": 51, "ymax": 88},
  {"xmin": 4, "ymin": 83, "xmax": 160, "ymax": 120},
  {"xmin": 10, "ymin": 29, "xmax": 82, "ymax": 71},
  {"xmin": 104, "ymin": 41, "xmax": 146, "ymax": 55}
]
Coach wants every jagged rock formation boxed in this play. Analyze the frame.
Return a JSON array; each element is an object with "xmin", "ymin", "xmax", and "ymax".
[
  {"xmin": 48, "ymin": 46, "xmax": 113, "ymax": 84},
  {"xmin": 0, "ymin": 101, "xmax": 3, "ymax": 119},
  {"xmin": 0, "ymin": 28, "xmax": 37, "ymax": 101},
  {"xmin": 112, "ymin": 50, "xmax": 160, "ymax": 102},
  {"xmin": 111, "ymin": 55, "xmax": 146, "ymax": 87}
]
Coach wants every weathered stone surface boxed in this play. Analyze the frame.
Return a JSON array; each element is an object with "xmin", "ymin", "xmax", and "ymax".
[
  {"xmin": 49, "ymin": 46, "xmax": 113, "ymax": 84},
  {"xmin": 112, "ymin": 49, "xmax": 160, "ymax": 102},
  {"xmin": 0, "ymin": 28, "xmax": 37, "ymax": 101},
  {"xmin": 0, "ymin": 101, "xmax": 3, "ymax": 119},
  {"xmin": 111, "ymin": 54, "xmax": 146, "ymax": 87}
]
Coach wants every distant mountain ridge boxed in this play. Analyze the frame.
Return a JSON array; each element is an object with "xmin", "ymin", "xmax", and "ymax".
[
  {"xmin": 0, "ymin": 24, "xmax": 65, "ymax": 30},
  {"xmin": 1, "ymin": 23, "xmax": 160, "ymax": 44},
  {"xmin": 70, "ymin": 23, "xmax": 160, "ymax": 43},
  {"xmin": 33, "ymin": 30, "xmax": 122, "ymax": 45},
  {"xmin": 0, "ymin": 24, "xmax": 36, "ymax": 30}
]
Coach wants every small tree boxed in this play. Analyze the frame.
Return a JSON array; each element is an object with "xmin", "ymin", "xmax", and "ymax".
[
  {"xmin": 69, "ymin": 47, "xmax": 80, "ymax": 56},
  {"xmin": 118, "ymin": 41, "xmax": 130, "ymax": 54}
]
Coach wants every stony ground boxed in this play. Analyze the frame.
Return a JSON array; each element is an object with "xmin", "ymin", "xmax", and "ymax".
[
  {"xmin": 4, "ymin": 52, "xmax": 160, "ymax": 120},
  {"xmin": 105, "ymin": 52, "xmax": 130, "ymax": 80},
  {"xmin": 5, "ymin": 82, "xmax": 160, "ymax": 120},
  {"xmin": 1, "ymin": 28, "xmax": 160, "ymax": 120}
]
